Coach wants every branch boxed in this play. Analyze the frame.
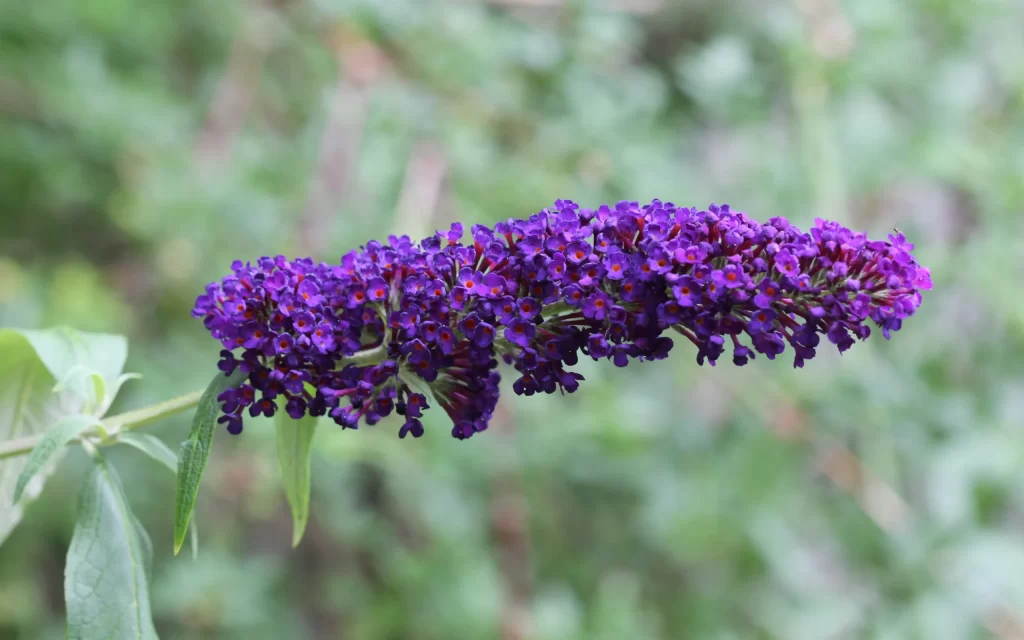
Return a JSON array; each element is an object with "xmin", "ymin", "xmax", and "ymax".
[{"xmin": 0, "ymin": 390, "xmax": 204, "ymax": 461}]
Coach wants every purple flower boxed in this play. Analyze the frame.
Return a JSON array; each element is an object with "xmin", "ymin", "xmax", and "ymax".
[
  {"xmin": 399, "ymin": 418, "xmax": 424, "ymax": 439},
  {"xmin": 774, "ymin": 250, "xmax": 800, "ymax": 278},
  {"xmin": 619, "ymin": 278, "xmax": 642, "ymax": 302},
  {"xmin": 672, "ymin": 277, "xmax": 698, "ymax": 307},
  {"xmin": 292, "ymin": 311, "xmax": 315, "ymax": 334},
  {"xmin": 647, "ymin": 248, "xmax": 673, "ymax": 274},
  {"xmin": 297, "ymin": 279, "xmax": 323, "ymax": 306},
  {"xmin": 733, "ymin": 345, "xmax": 754, "ymax": 366},
  {"xmin": 249, "ymin": 398, "xmax": 277, "ymax": 418},
  {"xmin": 603, "ymin": 251, "xmax": 630, "ymax": 280},
  {"xmin": 347, "ymin": 287, "xmax": 368, "ymax": 308},
  {"xmin": 517, "ymin": 297, "xmax": 541, "ymax": 320},
  {"xmin": 754, "ymin": 280, "xmax": 780, "ymax": 308},
  {"xmin": 274, "ymin": 333, "xmax": 295, "ymax": 354},
  {"xmin": 437, "ymin": 326, "xmax": 456, "ymax": 354},
  {"xmin": 657, "ymin": 301, "xmax": 683, "ymax": 326},
  {"xmin": 577, "ymin": 262, "xmax": 605, "ymax": 288},
  {"xmin": 311, "ymin": 323, "xmax": 336, "ymax": 353},
  {"xmin": 457, "ymin": 268, "xmax": 483, "ymax": 295},
  {"xmin": 505, "ymin": 318, "xmax": 536, "ymax": 348},
  {"xmin": 588, "ymin": 334, "xmax": 611, "ymax": 359},
  {"xmin": 747, "ymin": 309, "xmax": 776, "ymax": 334},
  {"xmin": 286, "ymin": 397, "xmax": 307, "ymax": 420},
  {"xmin": 482, "ymin": 273, "xmax": 506, "ymax": 298},
  {"xmin": 475, "ymin": 322, "xmax": 497, "ymax": 348},
  {"xmin": 449, "ymin": 287, "xmax": 469, "ymax": 310},
  {"xmin": 217, "ymin": 350, "xmax": 238, "ymax": 375},
  {"xmin": 611, "ymin": 344, "xmax": 632, "ymax": 367},
  {"xmin": 719, "ymin": 264, "xmax": 746, "ymax": 289},
  {"xmin": 242, "ymin": 324, "xmax": 269, "ymax": 349},
  {"xmin": 675, "ymin": 245, "xmax": 706, "ymax": 265},
  {"xmin": 566, "ymin": 241, "xmax": 591, "ymax": 265},
  {"xmin": 421, "ymin": 321, "xmax": 440, "ymax": 343},
  {"xmin": 562, "ymin": 285, "xmax": 584, "ymax": 308},
  {"xmin": 582, "ymin": 291, "xmax": 611, "ymax": 321},
  {"xmin": 366, "ymin": 277, "xmax": 389, "ymax": 302},
  {"xmin": 219, "ymin": 414, "xmax": 244, "ymax": 435}
]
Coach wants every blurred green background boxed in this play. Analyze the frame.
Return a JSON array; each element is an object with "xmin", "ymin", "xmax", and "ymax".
[{"xmin": 2, "ymin": 0, "xmax": 1024, "ymax": 638}]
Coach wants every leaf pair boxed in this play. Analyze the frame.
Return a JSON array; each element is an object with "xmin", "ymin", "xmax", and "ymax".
[{"xmin": 173, "ymin": 371, "xmax": 319, "ymax": 553}]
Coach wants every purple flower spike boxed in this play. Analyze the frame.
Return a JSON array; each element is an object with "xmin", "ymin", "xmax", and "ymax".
[{"xmin": 194, "ymin": 198, "xmax": 930, "ymax": 440}]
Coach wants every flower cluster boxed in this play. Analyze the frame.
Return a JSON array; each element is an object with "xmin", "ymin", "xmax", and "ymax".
[{"xmin": 193, "ymin": 200, "xmax": 931, "ymax": 439}]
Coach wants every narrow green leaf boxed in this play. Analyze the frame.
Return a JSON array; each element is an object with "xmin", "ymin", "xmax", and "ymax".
[
  {"xmin": 108, "ymin": 373, "xmax": 144, "ymax": 412},
  {"xmin": 13, "ymin": 414, "xmax": 100, "ymax": 504},
  {"xmin": 275, "ymin": 412, "xmax": 319, "ymax": 547},
  {"xmin": 65, "ymin": 459, "xmax": 158, "ymax": 640},
  {"xmin": 89, "ymin": 372, "xmax": 107, "ymax": 415},
  {"xmin": 118, "ymin": 433, "xmax": 178, "ymax": 473},
  {"xmin": 173, "ymin": 369, "xmax": 246, "ymax": 555},
  {"xmin": 120, "ymin": 433, "xmax": 200, "ymax": 560}
]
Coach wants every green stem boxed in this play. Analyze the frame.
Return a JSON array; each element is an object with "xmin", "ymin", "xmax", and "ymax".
[
  {"xmin": 0, "ymin": 389, "xmax": 205, "ymax": 462},
  {"xmin": 103, "ymin": 389, "xmax": 205, "ymax": 431}
]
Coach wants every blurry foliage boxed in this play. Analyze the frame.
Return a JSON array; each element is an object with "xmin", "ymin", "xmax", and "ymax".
[{"xmin": 2, "ymin": 0, "xmax": 1024, "ymax": 638}]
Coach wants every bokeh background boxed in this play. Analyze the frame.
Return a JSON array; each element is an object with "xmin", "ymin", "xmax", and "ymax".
[{"xmin": 2, "ymin": 0, "xmax": 1024, "ymax": 638}]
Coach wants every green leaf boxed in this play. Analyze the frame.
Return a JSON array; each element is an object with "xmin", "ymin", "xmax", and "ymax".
[
  {"xmin": 0, "ymin": 331, "xmax": 58, "ymax": 544},
  {"xmin": 118, "ymin": 433, "xmax": 178, "ymax": 473},
  {"xmin": 0, "ymin": 328, "xmax": 132, "ymax": 545},
  {"xmin": 119, "ymin": 433, "xmax": 200, "ymax": 560},
  {"xmin": 65, "ymin": 458, "xmax": 158, "ymax": 640},
  {"xmin": 173, "ymin": 369, "xmax": 246, "ymax": 555},
  {"xmin": 133, "ymin": 515, "xmax": 154, "ymax": 584},
  {"xmin": 109, "ymin": 373, "xmax": 144, "ymax": 410},
  {"xmin": 275, "ymin": 412, "xmax": 319, "ymax": 547},
  {"xmin": 13, "ymin": 414, "xmax": 101, "ymax": 504},
  {"xmin": 18, "ymin": 328, "xmax": 128, "ymax": 413}
]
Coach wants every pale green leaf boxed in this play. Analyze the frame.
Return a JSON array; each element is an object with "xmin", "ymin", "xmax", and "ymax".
[
  {"xmin": 65, "ymin": 459, "xmax": 158, "ymax": 640},
  {"xmin": 108, "ymin": 373, "xmax": 144, "ymax": 412},
  {"xmin": 13, "ymin": 413, "xmax": 101, "ymax": 504},
  {"xmin": 173, "ymin": 369, "xmax": 246, "ymax": 555},
  {"xmin": 0, "ymin": 331, "xmax": 78, "ymax": 545},
  {"xmin": 118, "ymin": 433, "xmax": 178, "ymax": 473},
  {"xmin": 0, "ymin": 328, "xmax": 132, "ymax": 545},
  {"xmin": 275, "ymin": 412, "xmax": 319, "ymax": 547},
  {"xmin": 18, "ymin": 328, "xmax": 128, "ymax": 411}
]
